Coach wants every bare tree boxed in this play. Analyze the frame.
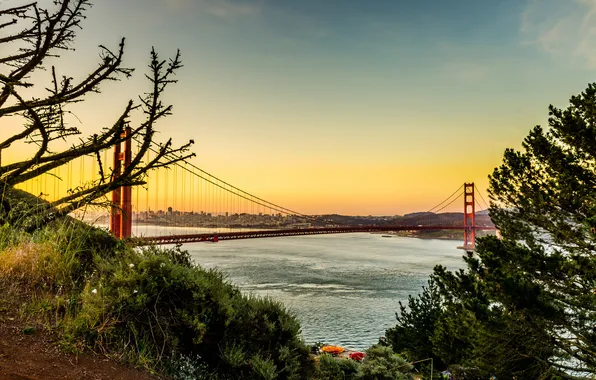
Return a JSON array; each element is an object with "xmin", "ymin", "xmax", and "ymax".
[{"xmin": 0, "ymin": 0, "xmax": 195, "ymax": 229}]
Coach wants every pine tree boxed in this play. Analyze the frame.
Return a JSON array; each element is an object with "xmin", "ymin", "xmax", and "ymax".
[
  {"xmin": 387, "ymin": 83, "xmax": 596, "ymax": 379},
  {"xmin": 436, "ymin": 84, "xmax": 596, "ymax": 378},
  {"xmin": 385, "ymin": 278, "xmax": 446, "ymax": 368}
]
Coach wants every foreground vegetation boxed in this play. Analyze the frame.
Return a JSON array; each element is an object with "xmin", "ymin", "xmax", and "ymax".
[
  {"xmin": 0, "ymin": 218, "xmax": 313, "ymax": 379},
  {"xmin": 0, "ymin": 213, "xmax": 421, "ymax": 379}
]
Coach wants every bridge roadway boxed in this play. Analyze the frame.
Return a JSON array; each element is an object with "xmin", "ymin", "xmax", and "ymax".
[{"xmin": 133, "ymin": 225, "xmax": 497, "ymax": 245}]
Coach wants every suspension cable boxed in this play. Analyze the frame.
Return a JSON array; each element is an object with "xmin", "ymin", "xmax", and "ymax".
[
  {"xmin": 433, "ymin": 193, "xmax": 462, "ymax": 214},
  {"xmin": 426, "ymin": 184, "xmax": 463, "ymax": 213},
  {"xmin": 136, "ymin": 138, "xmax": 317, "ymax": 221},
  {"xmin": 474, "ymin": 184, "xmax": 490, "ymax": 210}
]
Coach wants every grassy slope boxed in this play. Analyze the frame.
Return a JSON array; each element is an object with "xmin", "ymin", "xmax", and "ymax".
[
  {"xmin": 0, "ymin": 192, "xmax": 312, "ymax": 379},
  {"xmin": 0, "ymin": 189, "xmax": 420, "ymax": 380}
]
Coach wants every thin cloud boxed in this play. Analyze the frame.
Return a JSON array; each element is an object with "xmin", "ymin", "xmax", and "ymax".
[
  {"xmin": 521, "ymin": 0, "xmax": 596, "ymax": 68},
  {"xmin": 435, "ymin": 42, "xmax": 492, "ymax": 82},
  {"xmin": 450, "ymin": 62, "xmax": 490, "ymax": 82},
  {"xmin": 204, "ymin": 0, "xmax": 260, "ymax": 18},
  {"xmin": 163, "ymin": 0, "xmax": 261, "ymax": 18}
]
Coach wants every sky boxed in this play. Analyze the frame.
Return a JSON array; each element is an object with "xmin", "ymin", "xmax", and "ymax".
[{"xmin": 3, "ymin": 0, "xmax": 596, "ymax": 215}]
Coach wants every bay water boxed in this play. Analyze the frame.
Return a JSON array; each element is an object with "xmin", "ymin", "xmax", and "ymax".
[{"xmin": 157, "ymin": 231, "xmax": 468, "ymax": 350}]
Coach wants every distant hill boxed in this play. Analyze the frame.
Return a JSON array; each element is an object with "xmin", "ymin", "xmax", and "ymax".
[
  {"xmin": 403, "ymin": 212, "xmax": 434, "ymax": 218},
  {"xmin": 315, "ymin": 211, "xmax": 494, "ymax": 228}
]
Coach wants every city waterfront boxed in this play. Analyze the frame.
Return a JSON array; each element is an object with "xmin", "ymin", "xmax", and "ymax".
[{"xmin": 180, "ymin": 232, "xmax": 466, "ymax": 350}]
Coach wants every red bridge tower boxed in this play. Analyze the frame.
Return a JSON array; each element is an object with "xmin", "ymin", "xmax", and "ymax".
[
  {"xmin": 109, "ymin": 127, "xmax": 132, "ymax": 239},
  {"xmin": 463, "ymin": 182, "xmax": 475, "ymax": 249}
]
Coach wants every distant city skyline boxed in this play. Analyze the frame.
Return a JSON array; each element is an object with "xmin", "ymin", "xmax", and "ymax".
[{"xmin": 4, "ymin": 0, "xmax": 596, "ymax": 215}]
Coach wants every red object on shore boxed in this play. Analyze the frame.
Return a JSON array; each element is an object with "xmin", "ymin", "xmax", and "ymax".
[
  {"xmin": 321, "ymin": 345, "xmax": 344, "ymax": 355},
  {"xmin": 349, "ymin": 352, "xmax": 366, "ymax": 361}
]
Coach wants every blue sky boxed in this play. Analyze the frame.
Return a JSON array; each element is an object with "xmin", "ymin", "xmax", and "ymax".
[{"xmin": 4, "ymin": 0, "xmax": 596, "ymax": 214}]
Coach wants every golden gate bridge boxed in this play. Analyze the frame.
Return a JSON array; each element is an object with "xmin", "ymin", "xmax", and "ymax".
[{"xmin": 15, "ymin": 129, "xmax": 496, "ymax": 249}]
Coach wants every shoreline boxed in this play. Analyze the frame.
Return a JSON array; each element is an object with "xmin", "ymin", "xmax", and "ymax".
[{"xmin": 371, "ymin": 232, "xmax": 462, "ymax": 241}]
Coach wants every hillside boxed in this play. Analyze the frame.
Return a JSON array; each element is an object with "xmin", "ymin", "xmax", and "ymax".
[{"xmin": 318, "ymin": 212, "xmax": 495, "ymax": 228}]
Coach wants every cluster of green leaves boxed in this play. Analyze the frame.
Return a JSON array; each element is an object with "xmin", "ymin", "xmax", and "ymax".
[
  {"xmin": 314, "ymin": 346, "xmax": 414, "ymax": 380},
  {"xmin": 385, "ymin": 278, "xmax": 445, "ymax": 368},
  {"xmin": 316, "ymin": 353, "xmax": 361, "ymax": 380},
  {"xmin": 71, "ymin": 244, "xmax": 311, "ymax": 379},
  {"xmin": 385, "ymin": 83, "xmax": 596, "ymax": 379}
]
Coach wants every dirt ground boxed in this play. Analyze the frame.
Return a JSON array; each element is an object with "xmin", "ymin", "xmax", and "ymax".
[{"xmin": 0, "ymin": 309, "xmax": 157, "ymax": 380}]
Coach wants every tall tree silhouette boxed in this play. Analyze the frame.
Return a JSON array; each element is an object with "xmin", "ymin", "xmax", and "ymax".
[
  {"xmin": 0, "ymin": 0, "xmax": 194, "ymax": 228},
  {"xmin": 386, "ymin": 84, "xmax": 596, "ymax": 378}
]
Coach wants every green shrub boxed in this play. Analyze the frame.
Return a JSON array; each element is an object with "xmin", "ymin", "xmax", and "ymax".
[
  {"xmin": 165, "ymin": 355, "xmax": 222, "ymax": 380},
  {"xmin": 221, "ymin": 295, "xmax": 311, "ymax": 378},
  {"xmin": 250, "ymin": 354, "xmax": 278, "ymax": 380},
  {"xmin": 32, "ymin": 220, "xmax": 124, "ymax": 286},
  {"xmin": 70, "ymin": 245, "xmax": 312, "ymax": 379},
  {"xmin": 357, "ymin": 345, "xmax": 414, "ymax": 380},
  {"xmin": 0, "ymin": 241, "xmax": 77, "ymax": 292},
  {"xmin": 315, "ymin": 353, "xmax": 360, "ymax": 380}
]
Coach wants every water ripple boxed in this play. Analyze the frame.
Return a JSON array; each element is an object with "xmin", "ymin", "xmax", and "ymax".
[{"xmin": 185, "ymin": 233, "xmax": 466, "ymax": 350}]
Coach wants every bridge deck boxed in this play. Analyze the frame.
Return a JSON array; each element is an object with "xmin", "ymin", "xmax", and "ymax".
[{"xmin": 133, "ymin": 225, "xmax": 496, "ymax": 245}]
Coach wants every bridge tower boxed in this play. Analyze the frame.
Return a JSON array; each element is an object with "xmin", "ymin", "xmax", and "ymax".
[
  {"xmin": 109, "ymin": 127, "xmax": 132, "ymax": 239},
  {"xmin": 463, "ymin": 182, "xmax": 475, "ymax": 249}
]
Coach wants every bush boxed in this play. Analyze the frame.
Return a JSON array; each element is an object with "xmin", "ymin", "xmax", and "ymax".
[
  {"xmin": 0, "ymin": 223, "xmax": 28, "ymax": 251},
  {"xmin": 357, "ymin": 345, "xmax": 414, "ymax": 380},
  {"xmin": 32, "ymin": 220, "xmax": 124, "ymax": 286},
  {"xmin": 315, "ymin": 353, "xmax": 360, "ymax": 380},
  {"xmin": 69, "ymin": 245, "xmax": 312, "ymax": 378},
  {"xmin": 313, "ymin": 346, "xmax": 414, "ymax": 380},
  {"xmin": 165, "ymin": 354, "xmax": 222, "ymax": 380}
]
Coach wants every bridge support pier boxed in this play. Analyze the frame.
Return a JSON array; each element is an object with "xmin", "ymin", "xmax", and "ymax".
[
  {"xmin": 463, "ymin": 182, "xmax": 475, "ymax": 250},
  {"xmin": 109, "ymin": 127, "xmax": 132, "ymax": 239}
]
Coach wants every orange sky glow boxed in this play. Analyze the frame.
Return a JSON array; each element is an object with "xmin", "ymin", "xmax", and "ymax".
[{"xmin": 4, "ymin": 0, "xmax": 596, "ymax": 215}]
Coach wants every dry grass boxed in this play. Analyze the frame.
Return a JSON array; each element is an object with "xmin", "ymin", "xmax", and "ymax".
[{"xmin": 0, "ymin": 242, "xmax": 66, "ymax": 290}]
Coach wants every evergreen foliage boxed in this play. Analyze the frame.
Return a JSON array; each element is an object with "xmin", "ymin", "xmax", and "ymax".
[
  {"xmin": 385, "ymin": 278, "xmax": 446, "ymax": 367},
  {"xmin": 482, "ymin": 84, "xmax": 596, "ymax": 377},
  {"xmin": 386, "ymin": 83, "xmax": 596, "ymax": 379},
  {"xmin": 357, "ymin": 345, "xmax": 414, "ymax": 380},
  {"xmin": 315, "ymin": 354, "xmax": 360, "ymax": 380}
]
